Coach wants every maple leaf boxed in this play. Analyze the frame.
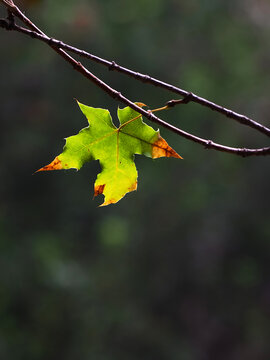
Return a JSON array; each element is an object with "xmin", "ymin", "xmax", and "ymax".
[{"xmin": 37, "ymin": 102, "xmax": 182, "ymax": 206}]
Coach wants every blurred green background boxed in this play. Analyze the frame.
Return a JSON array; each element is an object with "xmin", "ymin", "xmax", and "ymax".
[{"xmin": 0, "ymin": 0, "xmax": 270, "ymax": 359}]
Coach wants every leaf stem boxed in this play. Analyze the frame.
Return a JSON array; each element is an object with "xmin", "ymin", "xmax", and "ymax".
[
  {"xmin": 118, "ymin": 105, "xmax": 170, "ymax": 131},
  {"xmin": 118, "ymin": 114, "xmax": 142, "ymax": 131}
]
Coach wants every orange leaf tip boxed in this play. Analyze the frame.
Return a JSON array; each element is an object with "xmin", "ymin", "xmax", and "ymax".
[
  {"xmin": 135, "ymin": 102, "xmax": 147, "ymax": 108},
  {"xmin": 94, "ymin": 184, "xmax": 105, "ymax": 197},
  {"xmin": 36, "ymin": 156, "xmax": 63, "ymax": 172},
  {"xmin": 152, "ymin": 136, "xmax": 183, "ymax": 159}
]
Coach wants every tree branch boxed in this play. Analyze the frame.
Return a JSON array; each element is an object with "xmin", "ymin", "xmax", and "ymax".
[
  {"xmin": 0, "ymin": 2, "xmax": 269, "ymax": 157},
  {"xmin": 1, "ymin": 1, "xmax": 269, "ymax": 139}
]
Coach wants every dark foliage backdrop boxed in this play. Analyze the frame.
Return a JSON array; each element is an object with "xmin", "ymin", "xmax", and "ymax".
[{"xmin": 0, "ymin": 0, "xmax": 270, "ymax": 359}]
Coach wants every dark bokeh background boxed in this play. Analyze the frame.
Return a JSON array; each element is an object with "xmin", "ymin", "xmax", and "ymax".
[{"xmin": 0, "ymin": 0, "xmax": 270, "ymax": 359}]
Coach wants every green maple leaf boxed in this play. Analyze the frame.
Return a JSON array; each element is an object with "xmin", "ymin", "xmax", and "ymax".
[{"xmin": 37, "ymin": 102, "xmax": 182, "ymax": 206}]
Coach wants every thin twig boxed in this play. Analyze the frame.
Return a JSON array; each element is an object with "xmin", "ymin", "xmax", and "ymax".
[
  {"xmin": 0, "ymin": 4, "xmax": 269, "ymax": 157},
  {"xmin": 1, "ymin": 2, "xmax": 268, "ymax": 138}
]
